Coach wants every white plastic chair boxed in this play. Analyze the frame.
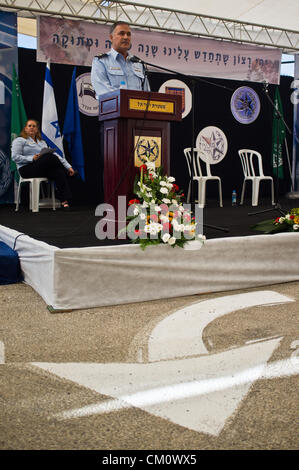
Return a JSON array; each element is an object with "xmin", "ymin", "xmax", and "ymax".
[
  {"xmin": 15, "ymin": 176, "xmax": 56, "ymax": 212},
  {"xmin": 238, "ymin": 149, "xmax": 274, "ymax": 206},
  {"xmin": 184, "ymin": 147, "xmax": 223, "ymax": 208}
]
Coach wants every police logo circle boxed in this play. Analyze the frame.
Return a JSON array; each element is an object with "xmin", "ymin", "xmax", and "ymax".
[
  {"xmin": 76, "ymin": 73, "xmax": 99, "ymax": 117},
  {"xmin": 231, "ymin": 86, "xmax": 260, "ymax": 124},
  {"xmin": 137, "ymin": 139, "xmax": 159, "ymax": 164},
  {"xmin": 196, "ymin": 126, "xmax": 228, "ymax": 164}
]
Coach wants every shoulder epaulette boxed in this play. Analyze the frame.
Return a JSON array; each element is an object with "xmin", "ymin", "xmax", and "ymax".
[{"xmin": 95, "ymin": 53, "xmax": 108, "ymax": 59}]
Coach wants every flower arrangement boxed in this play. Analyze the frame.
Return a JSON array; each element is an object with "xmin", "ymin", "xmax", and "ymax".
[
  {"xmin": 124, "ymin": 160, "xmax": 205, "ymax": 250},
  {"xmin": 251, "ymin": 208, "xmax": 299, "ymax": 234}
]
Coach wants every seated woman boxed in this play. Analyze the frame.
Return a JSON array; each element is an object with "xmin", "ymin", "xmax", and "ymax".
[{"xmin": 11, "ymin": 119, "xmax": 75, "ymax": 209}]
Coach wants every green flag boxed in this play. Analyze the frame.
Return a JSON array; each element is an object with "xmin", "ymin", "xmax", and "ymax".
[
  {"xmin": 11, "ymin": 63, "xmax": 27, "ymax": 180},
  {"xmin": 271, "ymin": 87, "xmax": 285, "ymax": 179}
]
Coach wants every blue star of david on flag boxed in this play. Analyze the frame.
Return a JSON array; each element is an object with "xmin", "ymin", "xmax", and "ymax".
[{"xmin": 51, "ymin": 120, "xmax": 61, "ymax": 139}]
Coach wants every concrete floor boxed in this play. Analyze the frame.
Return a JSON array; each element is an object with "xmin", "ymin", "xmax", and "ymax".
[{"xmin": 0, "ymin": 279, "xmax": 298, "ymax": 454}]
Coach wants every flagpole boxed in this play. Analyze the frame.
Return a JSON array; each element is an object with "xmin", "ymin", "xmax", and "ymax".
[{"xmin": 11, "ymin": 63, "xmax": 28, "ymax": 203}]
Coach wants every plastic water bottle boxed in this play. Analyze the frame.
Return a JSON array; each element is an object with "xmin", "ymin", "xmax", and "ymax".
[
  {"xmin": 232, "ymin": 190, "xmax": 237, "ymax": 206},
  {"xmin": 120, "ymin": 80, "xmax": 126, "ymax": 89}
]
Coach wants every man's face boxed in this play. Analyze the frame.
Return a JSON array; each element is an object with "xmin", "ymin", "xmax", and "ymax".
[{"xmin": 110, "ymin": 23, "xmax": 132, "ymax": 56}]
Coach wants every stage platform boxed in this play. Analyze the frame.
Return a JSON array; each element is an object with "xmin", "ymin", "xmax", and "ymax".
[{"xmin": 1, "ymin": 197, "xmax": 299, "ymax": 312}]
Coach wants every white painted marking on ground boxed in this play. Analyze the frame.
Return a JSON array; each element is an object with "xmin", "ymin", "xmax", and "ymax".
[
  {"xmin": 31, "ymin": 290, "xmax": 296, "ymax": 436},
  {"xmin": 147, "ymin": 291, "xmax": 294, "ymax": 361},
  {"xmin": 0, "ymin": 341, "xmax": 4, "ymax": 364},
  {"xmin": 52, "ymin": 355, "xmax": 299, "ymax": 424},
  {"xmin": 245, "ymin": 335, "xmax": 281, "ymax": 345},
  {"xmin": 32, "ymin": 337, "xmax": 284, "ymax": 436}
]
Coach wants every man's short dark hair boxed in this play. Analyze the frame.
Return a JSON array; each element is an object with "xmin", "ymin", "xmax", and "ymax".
[{"xmin": 110, "ymin": 21, "xmax": 130, "ymax": 34}]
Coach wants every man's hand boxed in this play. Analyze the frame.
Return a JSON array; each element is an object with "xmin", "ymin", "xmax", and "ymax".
[{"xmin": 68, "ymin": 167, "xmax": 75, "ymax": 176}]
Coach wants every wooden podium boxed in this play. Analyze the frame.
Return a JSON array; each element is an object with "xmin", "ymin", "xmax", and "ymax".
[{"xmin": 98, "ymin": 89, "xmax": 182, "ymax": 210}]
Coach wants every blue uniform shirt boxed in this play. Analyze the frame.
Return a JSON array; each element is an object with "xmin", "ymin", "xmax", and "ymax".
[{"xmin": 91, "ymin": 48, "xmax": 150, "ymax": 97}]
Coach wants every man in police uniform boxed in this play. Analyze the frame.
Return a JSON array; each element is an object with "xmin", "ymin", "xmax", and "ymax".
[{"xmin": 91, "ymin": 21, "xmax": 150, "ymax": 97}]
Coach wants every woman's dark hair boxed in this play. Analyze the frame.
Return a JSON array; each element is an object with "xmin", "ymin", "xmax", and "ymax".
[{"xmin": 20, "ymin": 119, "xmax": 42, "ymax": 140}]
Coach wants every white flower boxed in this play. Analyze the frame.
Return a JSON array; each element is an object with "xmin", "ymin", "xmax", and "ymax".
[
  {"xmin": 160, "ymin": 187, "xmax": 168, "ymax": 194},
  {"xmin": 162, "ymin": 233, "xmax": 171, "ymax": 243},
  {"xmin": 144, "ymin": 222, "xmax": 162, "ymax": 235},
  {"xmin": 172, "ymin": 199, "xmax": 178, "ymax": 205},
  {"xmin": 167, "ymin": 176, "xmax": 175, "ymax": 182},
  {"xmin": 293, "ymin": 224, "xmax": 299, "ymax": 230},
  {"xmin": 140, "ymin": 213, "xmax": 146, "ymax": 220},
  {"xmin": 286, "ymin": 214, "xmax": 291, "ymax": 220},
  {"xmin": 155, "ymin": 205, "xmax": 161, "ymax": 212},
  {"xmin": 162, "ymin": 198, "xmax": 171, "ymax": 204},
  {"xmin": 168, "ymin": 237, "xmax": 176, "ymax": 245},
  {"xmin": 172, "ymin": 220, "xmax": 185, "ymax": 231},
  {"xmin": 133, "ymin": 207, "xmax": 139, "ymax": 216},
  {"xmin": 160, "ymin": 181, "xmax": 167, "ymax": 186},
  {"xmin": 166, "ymin": 183, "xmax": 173, "ymax": 189},
  {"xmin": 160, "ymin": 214, "xmax": 169, "ymax": 223},
  {"xmin": 146, "ymin": 161, "xmax": 156, "ymax": 171},
  {"xmin": 279, "ymin": 217, "xmax": 285, "ymax": 223},
  {"xmin": 142, "ymin": 201, "xmax": 149, "ymax": 208}
]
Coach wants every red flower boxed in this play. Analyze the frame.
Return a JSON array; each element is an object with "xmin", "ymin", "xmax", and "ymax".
[
  {"xmin": 128, "ymin": 199, "xmax": 140, "ymax": 205},
  {"xmin": 172, "ymin": 184, "xmax": 179, "ymax": 192},
  {"xmin": 139, "ymin": 164, "xmax": 147, "ymax": 172},
  {"xmin": 162, "ymin": 222, "xmax": 172, "ymax": 232},
  {"xmin": 160, "ymin": 203, "xmax": 169, "ymax": 213},
  {"xmin": 290, "ymin": 215, "xmax": 295, "ymax": 219},
  {"xmin": 150, "ymin": 214, "xmax": 158, "ymax": 222}
]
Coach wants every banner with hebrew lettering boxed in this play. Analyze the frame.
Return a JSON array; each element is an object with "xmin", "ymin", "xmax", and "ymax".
[{"xmin": 37, "ymin": 16, "xmax": 281, "ymax": 85}]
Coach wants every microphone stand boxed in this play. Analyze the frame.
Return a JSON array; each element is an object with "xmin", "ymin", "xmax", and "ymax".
[
  {"xmin": 248, "ymin": 82, "xmax": 292, "ymax": 217},
  {"xmin": 132, "ymin": 56, "xmax": 229, "ymax": 233}
]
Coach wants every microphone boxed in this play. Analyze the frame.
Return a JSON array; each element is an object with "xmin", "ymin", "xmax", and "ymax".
[{"xmin": 129, "ymin": 55, "xmax": 144, "ymax": 63}]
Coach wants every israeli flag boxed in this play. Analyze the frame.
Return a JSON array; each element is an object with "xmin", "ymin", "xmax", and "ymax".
[{"xmin": 41, "ymin": 61, "xmax": 65, "ymax": 158}]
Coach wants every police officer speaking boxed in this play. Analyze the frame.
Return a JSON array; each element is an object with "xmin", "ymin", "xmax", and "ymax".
[{"xmin": 91, "ymin": 21, "xmax": 150, "ymax": 97}]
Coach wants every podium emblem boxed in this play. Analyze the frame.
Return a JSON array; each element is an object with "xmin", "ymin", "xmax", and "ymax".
[{"xmin": 134, "ymin": 136, "xmax": 161, "ymax": 167}]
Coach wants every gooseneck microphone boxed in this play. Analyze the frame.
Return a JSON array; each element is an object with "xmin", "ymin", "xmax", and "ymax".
[{"xmin": 129, "ymin": 55, "xmax": 144, "ymax": 63}]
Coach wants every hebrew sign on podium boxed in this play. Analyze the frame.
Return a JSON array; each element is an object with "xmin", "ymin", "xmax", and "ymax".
[{"xmin": 98, "ymin": 89, "xmax": 182, "ymax": 211}]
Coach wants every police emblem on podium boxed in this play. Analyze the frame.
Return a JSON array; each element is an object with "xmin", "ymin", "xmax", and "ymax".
[{"xmin": 134, "ymin": 136, "xmax": 162, "ymax": 167}]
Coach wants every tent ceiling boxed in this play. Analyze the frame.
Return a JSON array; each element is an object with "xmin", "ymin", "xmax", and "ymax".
[{"xmin": 1, "ymin": 0, "xmax": 299, "ymax": 53}]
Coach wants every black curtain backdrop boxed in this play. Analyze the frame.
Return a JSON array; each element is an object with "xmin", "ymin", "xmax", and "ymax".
[{"xmin": 18, "ymin": 47, "xmax": 294, "ymax": 205}]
